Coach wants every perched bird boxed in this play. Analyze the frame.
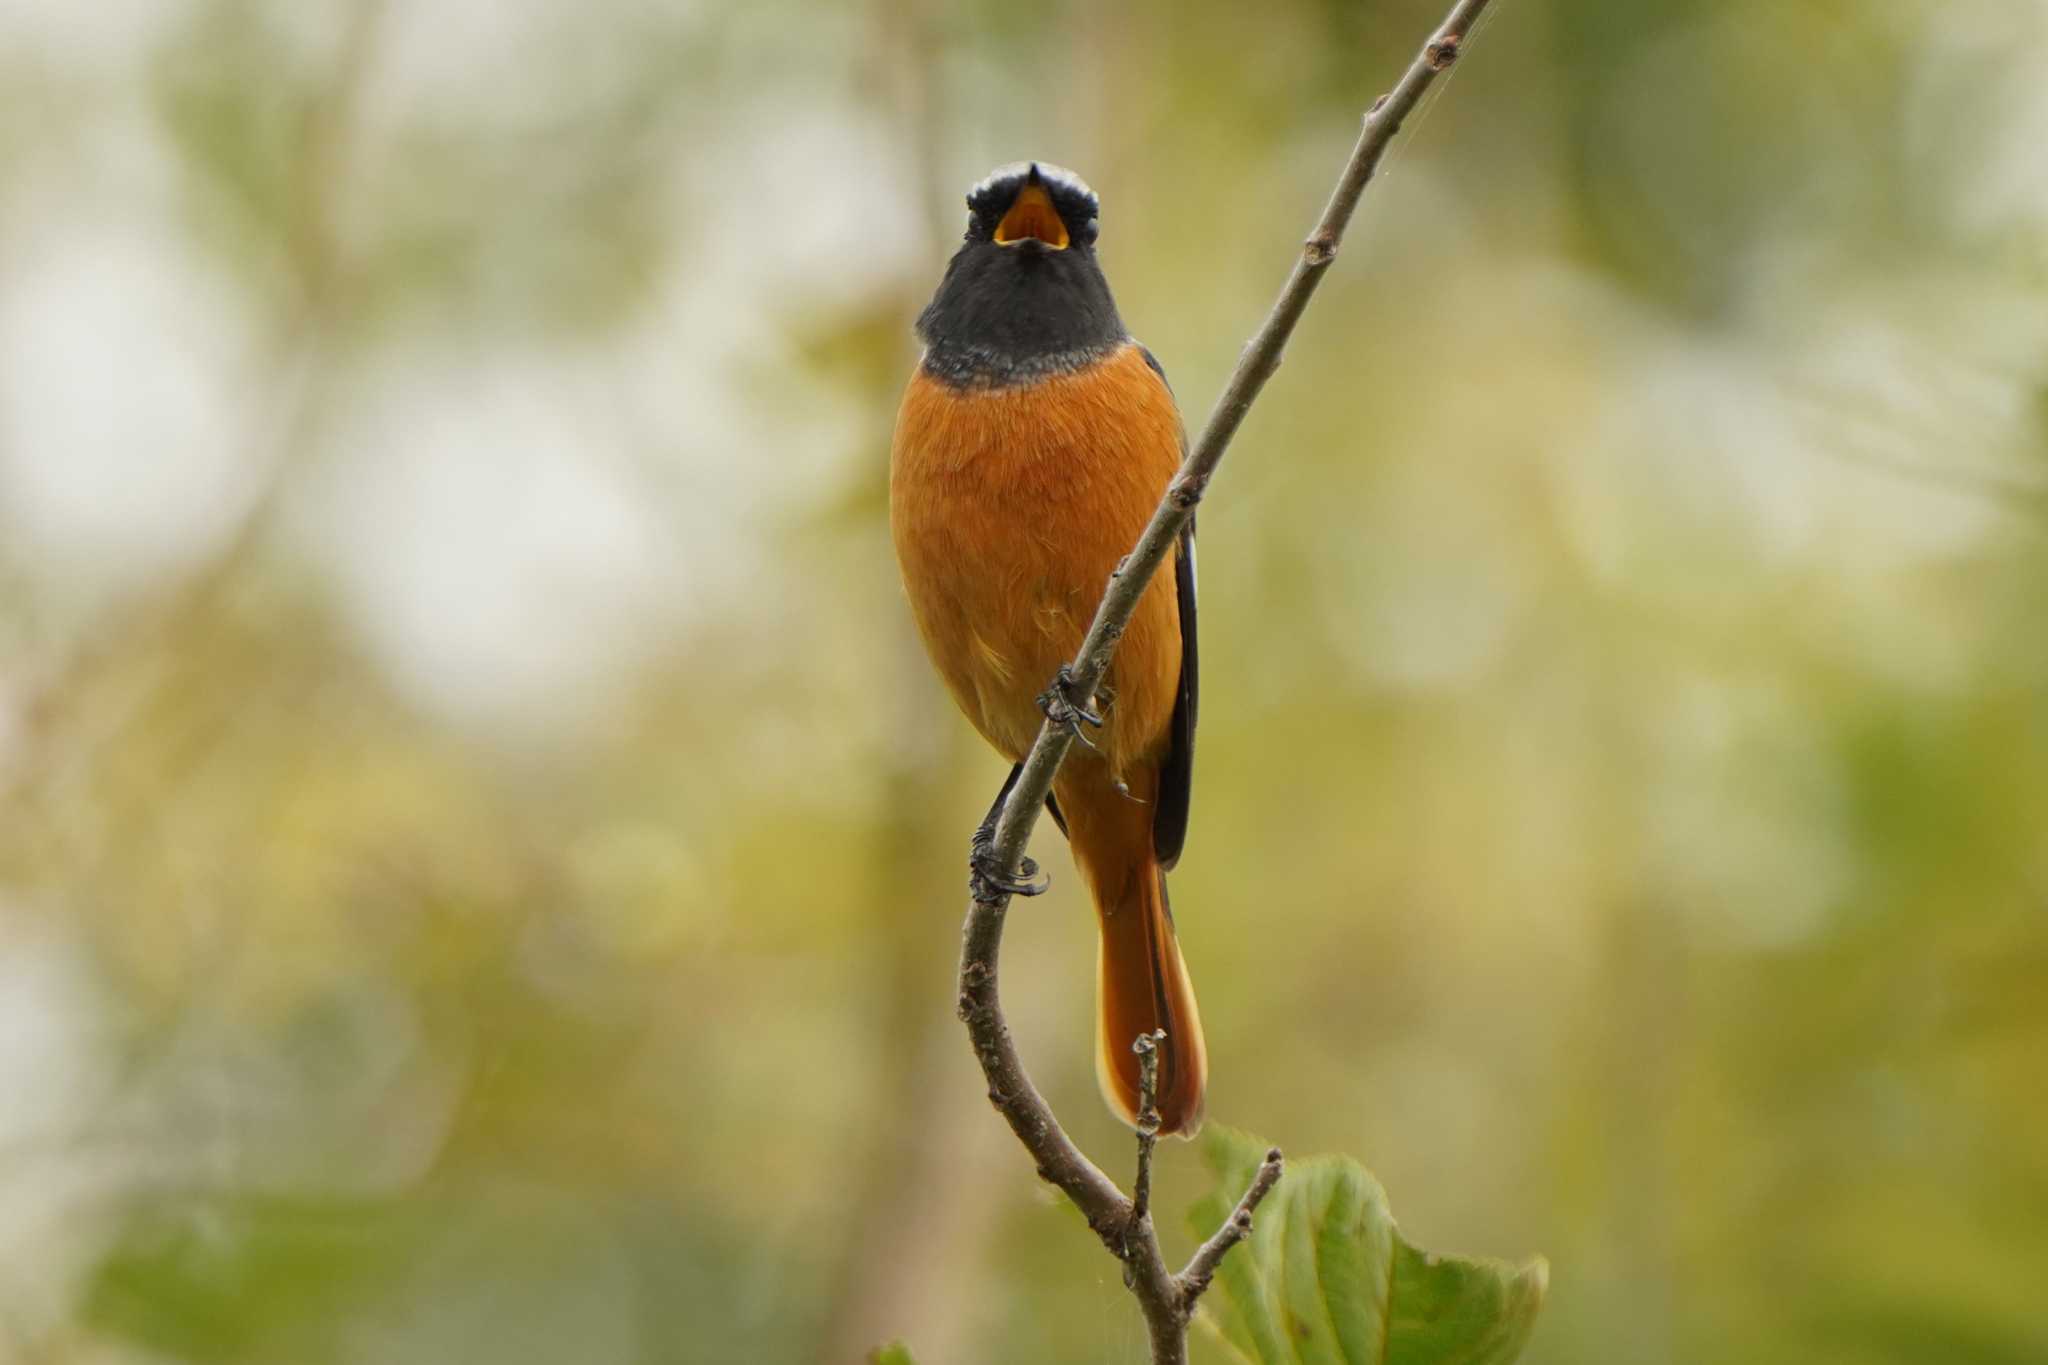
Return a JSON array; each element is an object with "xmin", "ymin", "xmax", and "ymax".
[{"xmin": 890, "ymin": 162, "xmax": 1206, "ymax": 1136}]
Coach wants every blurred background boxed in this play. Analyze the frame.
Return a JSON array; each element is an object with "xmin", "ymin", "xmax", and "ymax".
[{"xmin": 2, "ymin": 0, "xmax": 2045, "ymax": 1362}]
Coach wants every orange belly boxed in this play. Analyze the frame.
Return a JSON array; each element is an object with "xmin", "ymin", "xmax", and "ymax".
[{"xmin": 889, "ymin": 342, "xmax": 1185, "ymax": 788}]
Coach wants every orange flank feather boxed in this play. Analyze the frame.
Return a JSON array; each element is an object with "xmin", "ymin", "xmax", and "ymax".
[{"xmin": 890, "ymin": 341, "xmax": 1207, "ymax": 1135}]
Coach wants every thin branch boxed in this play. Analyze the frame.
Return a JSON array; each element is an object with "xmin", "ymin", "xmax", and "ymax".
[
  {"xmin": 1130, "ymin": 1030, "xmax": 1166, "ymax": 1232},
  {"xmin": 951, "ymin": 1, "xmax": 1501, "ymax": 1360},
  {"xmin": 1180, "ymin": 1146, "xmax": 1286, "ymax": 1300}
]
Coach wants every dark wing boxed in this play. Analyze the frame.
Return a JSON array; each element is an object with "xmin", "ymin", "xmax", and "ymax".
[
  {"xmin": 1154, "ymin": 524, "xmax": 1197, "ymax": 868},
  {"xmin": 1139, "ymin": 345, "xmax": 1197, "ymax": 870}
]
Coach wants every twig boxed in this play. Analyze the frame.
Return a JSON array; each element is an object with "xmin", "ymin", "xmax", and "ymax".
[
  {"xmin": 1130, "ymin": 1030, "xmax": 1166, "ymax": 1233},
  {"xmin": 1179, "ymin": 1146, "xmax": 1286, "ymax": 1299},
  {"xmin": 951, "ymin": 1, "xmax": 1501, "ymax": 1360}
]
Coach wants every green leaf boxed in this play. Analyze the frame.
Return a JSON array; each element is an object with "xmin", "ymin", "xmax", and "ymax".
[
  {"xmin": 867, "ymin": 1343, "xmax": 917, "ymax": 1365},
  {"xmin": 1187, "ymin": 1127, "xmax": 1547, "ymax": 1365}
]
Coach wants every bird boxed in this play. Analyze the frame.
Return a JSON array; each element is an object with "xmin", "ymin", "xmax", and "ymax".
[{"xmin": 890, "ymin": 162, "xmax": 1206, "ymax": 1136}]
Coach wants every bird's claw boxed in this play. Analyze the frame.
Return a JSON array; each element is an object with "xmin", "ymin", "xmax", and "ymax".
[
  {"xmin": 1038, "ymin": 665, "xmax": 1106, "ymax": 751},
  {"xmin": 969, "ymin": 836, "xmax": 1049, "ymax": 901}
]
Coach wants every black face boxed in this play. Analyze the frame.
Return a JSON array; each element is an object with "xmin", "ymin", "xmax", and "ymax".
[{"xmin": 916, "ymin": 163, "xmax": 1128, "ymax": 388}]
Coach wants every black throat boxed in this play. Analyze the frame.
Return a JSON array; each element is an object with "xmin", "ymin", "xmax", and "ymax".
[{"xmin": 915, "ymin": 239, "xmax": 1128, "ymax": 388}]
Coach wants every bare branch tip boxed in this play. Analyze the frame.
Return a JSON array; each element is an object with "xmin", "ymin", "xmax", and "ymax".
[{"xmin": 1132, "ymin": 1029, "xmax": 1167, "ymax": 1131}]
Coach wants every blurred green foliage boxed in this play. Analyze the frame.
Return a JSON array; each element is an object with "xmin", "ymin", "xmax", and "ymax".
[{"xmin": 1, "ymin": 0, "xmax": 2045, "ymax": 1363}]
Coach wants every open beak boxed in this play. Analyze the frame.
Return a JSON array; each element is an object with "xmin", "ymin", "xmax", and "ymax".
[{"xmin": 994, "ymin": 175, "xmax": 1070, "ymax": 250}]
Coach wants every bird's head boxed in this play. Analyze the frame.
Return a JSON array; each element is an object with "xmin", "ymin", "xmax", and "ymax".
[{"xmin": 916, "ymin": 162, "xmax": 1125, "ymax": 386}]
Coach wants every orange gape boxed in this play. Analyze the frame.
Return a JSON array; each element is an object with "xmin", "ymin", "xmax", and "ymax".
[{"xmin": 892, "ymin": 339, "xmax": 1207, "ymax": 1135}]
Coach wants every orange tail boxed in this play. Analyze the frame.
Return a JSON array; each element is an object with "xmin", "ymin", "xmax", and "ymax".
[{"xmin": 1092, "ymin": 860, "xmax": 1207, "ymax": 1137}]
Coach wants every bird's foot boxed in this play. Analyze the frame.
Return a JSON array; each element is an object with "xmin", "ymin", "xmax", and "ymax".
[
  {"xmin": 1037, "ymin": 665, "xmax": 1106, "ymax": 751},
  {"xmin": 969, "ymin": 831, "xmax": 1049, "ymax": 902}
]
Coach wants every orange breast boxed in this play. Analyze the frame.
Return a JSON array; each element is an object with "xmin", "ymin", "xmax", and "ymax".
[{"xmin": 890, "ymin": 342, "xmax": 1185, "ymax": 785}]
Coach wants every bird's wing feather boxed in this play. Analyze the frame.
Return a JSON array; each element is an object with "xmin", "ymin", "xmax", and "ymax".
[{"xmin": 1139, "ymin": 345, "xmax": 1197, "ymax": 871}]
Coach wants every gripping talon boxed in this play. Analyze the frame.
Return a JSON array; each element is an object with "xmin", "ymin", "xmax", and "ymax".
[
  {"xmin": 969, "ymin": 841, "xmax": 1049, "ymax": 901},
  {"xmin": 1038, "ymin": 664, "xmax": 1106, "ymax": 751}
]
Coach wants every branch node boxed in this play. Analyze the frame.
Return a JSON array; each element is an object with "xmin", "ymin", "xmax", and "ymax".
[
  {"xmin": 1303, "ymin": 232, "xmax": 1339, "ymax": 267},
  {"xmin": 1425, "ymin": 32, "xmax": 1461, "ymax": 69}
]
